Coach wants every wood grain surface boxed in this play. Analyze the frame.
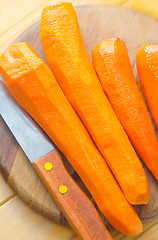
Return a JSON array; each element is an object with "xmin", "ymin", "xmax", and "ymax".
[{"xmin": 0, "ymin": 3, "xmax": 158, "ymax": 240}]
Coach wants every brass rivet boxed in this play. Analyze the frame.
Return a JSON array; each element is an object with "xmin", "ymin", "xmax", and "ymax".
[
  {"xmin": 44, "ymin": 162, "xmax": 53, "ymax": 171},
  {"xmin": 59, "ymin": 185, "xmax": 68, "ymax": 194}
]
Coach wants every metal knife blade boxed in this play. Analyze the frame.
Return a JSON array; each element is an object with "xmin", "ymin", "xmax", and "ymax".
[{"xmin": 0, "ymin": 78, "xmax": 54, "ymax": 162}]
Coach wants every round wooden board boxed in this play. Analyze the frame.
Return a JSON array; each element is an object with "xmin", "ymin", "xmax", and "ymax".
[{"xmin": 0, "ymin": 5, "xmax": 158, "ymax": 228}]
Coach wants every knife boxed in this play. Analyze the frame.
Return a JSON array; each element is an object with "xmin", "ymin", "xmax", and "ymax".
[{"xmin": 0, "ymin": 79, "xmax": 113, "ymax": 240}]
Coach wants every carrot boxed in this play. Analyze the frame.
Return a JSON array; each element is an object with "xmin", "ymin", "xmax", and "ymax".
[
  {"xmin": 0, "ymin": 42, "xmax": 143, "ymax": 236},
  {"xmin": 40, "ymin": 2, "xmax": 149, "ymax": 205},
  {"xmin": 136, "ymin": 44, "xmax": 158, "ymax": 130},
  {"xmin": 92, "ymin": 38, "xmax": 158, "ymax": 181}
]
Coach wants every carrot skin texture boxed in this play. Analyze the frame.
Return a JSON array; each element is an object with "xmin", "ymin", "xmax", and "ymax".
[
  {"xmin": 92, "ymin": 38, "xmax": 158, "ymax": 181},
  {"xmin": 40, "ymin": 3, "xmax": 149, "ymax": 205},
  {"xmin": 0, "ymin": 42, "xmax": 143, "ymax": 236},
  {"xmin": 136, "ymin": 44, "xmax": 158, "ymax": 131}
]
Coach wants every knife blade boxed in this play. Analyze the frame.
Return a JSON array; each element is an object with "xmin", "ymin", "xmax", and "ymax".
[{"xmin": 0, "ymin": 78, "xmax": 113, "ymax": 240}]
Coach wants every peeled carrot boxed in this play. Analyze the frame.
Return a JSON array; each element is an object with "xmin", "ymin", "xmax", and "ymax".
[
  {"xmin": 40, "ymin": 2, "xmax": 149, "ymax": 205},
  {"xmin": 92, "ymin": 38, "xmax": 158, "ymax": 181},
  {"xmin": 136, "ymin": 44, "xmax": 158, "ymax": 131},
  {"xmin": 0, "ymin": 42, "xmax": 143, "ymax": 236}
]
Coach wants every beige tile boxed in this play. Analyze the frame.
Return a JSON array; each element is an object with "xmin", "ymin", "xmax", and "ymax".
[{"xmin": 0, "ymin": 196, "xmax": 75, "ymax": 240}]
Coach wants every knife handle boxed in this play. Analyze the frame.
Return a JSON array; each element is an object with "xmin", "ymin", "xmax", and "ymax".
[{"xmin": 32, "ymin": 149, "xmax": 113, "ymax": 240}]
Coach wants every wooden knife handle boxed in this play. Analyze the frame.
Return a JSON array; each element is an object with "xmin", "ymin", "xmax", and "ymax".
[{"xmin": 32, "ymin": 149, "xmax": 113, "ymax": 240}]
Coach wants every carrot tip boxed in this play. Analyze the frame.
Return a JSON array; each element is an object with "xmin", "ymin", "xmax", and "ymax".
[
  {"xmin": 128, "ymin": 222, "xmax": 143, "ymax": 237},
  {"xmin": 131, "ymin": 192, "xmax": 149, "ymax": 205}
]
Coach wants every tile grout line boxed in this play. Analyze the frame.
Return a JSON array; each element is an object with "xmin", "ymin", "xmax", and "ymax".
[
  {"xmin": 0, "ymin": 193, "xmax": 15, "ymax": 207},
  {"xmin": 122, "ymin": 0, "xmax": 133, "ymax": 6},
  {"xmin": 0, "ymin": 1, "xmax": 49, "ymax": 38}
]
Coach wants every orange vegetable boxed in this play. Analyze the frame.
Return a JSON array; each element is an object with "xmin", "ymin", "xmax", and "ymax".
[
  {"xmin": 136, "ymin": 44, "xmax": 158, "ymax": 130},
  {"xmin": 40, "ymin": 2, "xmax": 149, "ymax": 204},
  {"xmin": 0, "ymin": 42, "xmax": 143, "ymax": 236},
  {"xmin": 92, "ymin": 38, "xmax": 158, "ymax": 181}
]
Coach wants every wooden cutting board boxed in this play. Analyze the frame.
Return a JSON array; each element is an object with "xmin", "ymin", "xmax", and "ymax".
[{"xmin": 0, "ymin": 5, "xmax": 158, "ymax": 228}]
